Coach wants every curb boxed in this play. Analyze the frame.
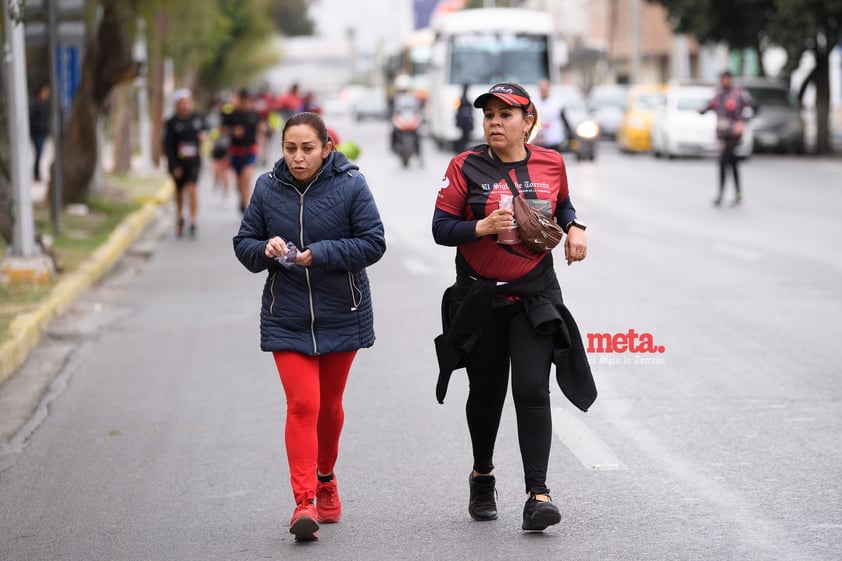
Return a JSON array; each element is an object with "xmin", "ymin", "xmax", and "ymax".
[{"xmin": 0, "ymin": 179, "xmax": 173, "ymax": 387}]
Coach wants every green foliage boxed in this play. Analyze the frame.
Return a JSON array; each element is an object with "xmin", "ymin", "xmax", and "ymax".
[
  {"xmin": 768, "ymin": 0, "xmax": 842, "ymax": 74},
  {"xmin": 194, "ymin": 0, "xmax": 281, "ymax": 93},
  {"xmin": 148, "ymin": 0, "xmax": 282, "ymax": 95},
  {"xmin": 656, "ymin": 0, "xmax": 842, "ymax": 68},
  {"xmin": 655, "ymin": 0, "xmax": 775, "ymax": 50},
  {"xmin": 274, "ymin": 0, "xmax": 316, "ymax": 36}
]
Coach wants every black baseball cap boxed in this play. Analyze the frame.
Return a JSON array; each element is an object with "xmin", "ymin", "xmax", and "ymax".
[{"xmin": 473, "ymin": 83, "xmax": 533, "ymax": 113}]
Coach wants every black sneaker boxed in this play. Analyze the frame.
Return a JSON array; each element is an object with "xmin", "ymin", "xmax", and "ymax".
[
  {"xmin": 522, "ymin": 492, "xmax": 561, "ymax": 531},
  {"xmin": 468, "ymin": 473, "xmax": 498, "ymax": 521}
]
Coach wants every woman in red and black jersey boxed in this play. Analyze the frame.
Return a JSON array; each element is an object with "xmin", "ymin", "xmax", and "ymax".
[{"xmin": 432, "ymin": 83, "xmax": 595, "ymax": 533}]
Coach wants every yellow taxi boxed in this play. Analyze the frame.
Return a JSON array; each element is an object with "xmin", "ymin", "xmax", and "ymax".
[{"xmin": 617, "ymin": 84, "xmax": 667, "ymax": 152}]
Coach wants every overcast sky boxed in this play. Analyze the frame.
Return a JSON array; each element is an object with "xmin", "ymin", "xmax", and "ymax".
[{"xmin": 308, "ymin": 0, "xmax": 414, "ymax": 54}]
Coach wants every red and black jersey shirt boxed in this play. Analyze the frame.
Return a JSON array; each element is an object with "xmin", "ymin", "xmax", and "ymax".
[{"xmin": 435, "ymin": 144, "xmax": 569, "ymax": 281}]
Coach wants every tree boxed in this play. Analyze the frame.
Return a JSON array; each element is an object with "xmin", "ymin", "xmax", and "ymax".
[
  {"xmin": 273, "ymin": 0, "xmax": 316, "ymax": 36},
  {"xmin": 54, "ymin": 0, "xmax": 141, "ymax": 206},
  {"xmin": 655, "ymin": 0, "xmax": 841, "ymax": 154},
  {"xmin": 5, "ymin": 0, "xmax": 313, "ymax": 217},
  {"xmin": 654, "ymin": 0, "xmax": 776, "ymax": 75},
  {"xmin": 767, "ymin": 0, "xmax": 842, "ymax": 155},
  {"xmin": 194, "ymin": 0, "xmax": 280, "ymax": 96},
  {"xmin": 0, "ymin": 58, "xmax": 12, "ymax": 246}
]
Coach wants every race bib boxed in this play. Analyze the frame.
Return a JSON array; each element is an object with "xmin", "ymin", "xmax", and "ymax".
[{"xmin": 178, "ymin": 141, "xmax": 198, "ymax": 158}]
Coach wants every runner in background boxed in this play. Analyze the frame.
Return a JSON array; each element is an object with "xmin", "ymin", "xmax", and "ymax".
[
  {"xmin": 163, "ymin": 89, "xmax": 206, "ymax": 238},
  {"xmin": 222, "ymin": 89, "xmax": 263, "ymax": 213},
  {"xmin": 207, "ymin": 94, "xmax": 233, "ymax": 199}
]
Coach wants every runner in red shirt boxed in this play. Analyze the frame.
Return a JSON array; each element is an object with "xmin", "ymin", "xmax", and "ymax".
[{"xmin": 432, "ymin": 82, "xmax": 590, "ymax": 533}]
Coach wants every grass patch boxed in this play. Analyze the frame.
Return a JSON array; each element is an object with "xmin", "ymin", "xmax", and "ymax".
[{"xmin": 0, "ymin": 174, "xmax": 167, "ymax": 343}]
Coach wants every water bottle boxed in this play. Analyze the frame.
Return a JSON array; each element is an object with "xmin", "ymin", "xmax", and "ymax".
[{"xmin": 496, "ymin": 194, "xmax": 520, "ymax": 245}]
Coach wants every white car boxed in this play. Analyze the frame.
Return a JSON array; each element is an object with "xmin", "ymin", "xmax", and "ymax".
[{"xmin": 651, "ymin": 83, "xmax": 753, "ymax": 159}]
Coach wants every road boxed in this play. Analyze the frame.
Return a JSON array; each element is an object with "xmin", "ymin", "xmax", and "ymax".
[{"xmin": 1, "ymin": 114, "xmax": 841, "ymax": 561}]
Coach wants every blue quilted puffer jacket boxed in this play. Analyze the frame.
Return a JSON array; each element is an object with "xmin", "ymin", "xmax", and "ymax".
[{"xmin": 233, "ymin": 150, "xmax": 386, "ymax": 355}]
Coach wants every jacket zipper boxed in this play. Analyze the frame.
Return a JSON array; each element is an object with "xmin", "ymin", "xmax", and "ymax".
[
  {"xmin": 269, "ymin": 271, "xmax": 277, "ymax": 315},
  {"xmin": 283, "ymin": 170, "xmax": 324, "ymax": 356},
  {"xmin": 348, "ymin": 272, "xmax": 361, "ymax": 311}
]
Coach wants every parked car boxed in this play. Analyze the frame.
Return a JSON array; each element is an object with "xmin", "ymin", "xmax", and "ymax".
[
  {"xmin": 587, "ymin": 84, "xmax": 630, "ymax": 139},
  {"xmin": 735, "ymin": 77, "xmax": 805, "ymax": 153},
  {"xmin": 616, "ymin": 84, "xmax": 667, "ymax": 152},
  {"xmin": 651, "ymin": 82, "xmax": 753, "ymax": 159}
]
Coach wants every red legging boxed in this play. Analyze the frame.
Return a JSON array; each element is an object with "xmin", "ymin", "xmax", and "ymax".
[{"xmin": 273, "ymin": 350, "xmax": 357, "ymax": 505}]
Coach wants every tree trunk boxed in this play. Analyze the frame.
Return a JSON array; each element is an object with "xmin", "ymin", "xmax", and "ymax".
[
  {"xmin": 0, "ymin": 61, "xmax": 13, "ymax": 246},
  {"xmin": 52, "ymin": 0, "xmax": 140, "ymax": 206},
  {"xmin": 814, "ymin": 45, "xmax": 831, "ymax": 155},
  {"xmin": 148, "ymin": 6, "xmax": 168, "ymax": 168},
  {"xmin": 111, "ymin": 82, "xmax": 135, "ymax": 174}
]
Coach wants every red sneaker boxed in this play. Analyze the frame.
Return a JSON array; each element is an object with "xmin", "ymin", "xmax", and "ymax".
[
  {"xmin": 289, "ymin": 502, "xmax": 319, "ymax": 541},
  {"xmin": 316, "ymin": 477, "xmax": 342, "ymax": 523}
]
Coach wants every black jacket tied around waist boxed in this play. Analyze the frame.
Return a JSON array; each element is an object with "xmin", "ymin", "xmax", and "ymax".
[{"xmin": 434, "ymin": 254, "xmax": 597, "ymax": 412}]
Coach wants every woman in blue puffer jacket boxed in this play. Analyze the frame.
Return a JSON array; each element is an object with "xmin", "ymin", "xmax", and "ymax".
[{"xmin": 233, "ymin": 112, "xmax": 386, "ymax": 542}]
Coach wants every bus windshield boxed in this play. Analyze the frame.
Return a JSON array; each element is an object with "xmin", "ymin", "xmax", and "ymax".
[{"xmin": 448, "ymin": 31, "xmax": 549, "ymax": 85}]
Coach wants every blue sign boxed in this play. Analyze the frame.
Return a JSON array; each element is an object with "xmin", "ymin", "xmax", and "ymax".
[
  {"xmin": 413, "ymin": 0, "xmax": 438, "ymax": 29},
  {"xmin": 56, "ymin": 45, "xmax": 80, "ymax": 115}
]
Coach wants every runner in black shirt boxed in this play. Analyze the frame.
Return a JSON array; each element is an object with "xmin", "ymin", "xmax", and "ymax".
[
  {"xmin": 222, "ymin": 89, "xmax": 263, "ymax": 213},
  {"xmin": 163, "ymin": 89, "xmax": 206, "ymax": 237}
]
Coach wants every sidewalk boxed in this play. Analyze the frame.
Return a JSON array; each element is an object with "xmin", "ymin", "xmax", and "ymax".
[{"xmin": 0, "ymin": 167, "xmax": 172, "ymax": 441}]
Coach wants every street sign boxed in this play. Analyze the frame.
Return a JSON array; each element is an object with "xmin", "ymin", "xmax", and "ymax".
[{"xmin": 56, "ymin": 45, "xmax": 80, "ymax": 115}]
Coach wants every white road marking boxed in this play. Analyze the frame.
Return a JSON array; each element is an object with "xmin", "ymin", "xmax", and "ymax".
[{"xmin": 551, "ymin": 407, "xmax": 627, "ymax": 471}]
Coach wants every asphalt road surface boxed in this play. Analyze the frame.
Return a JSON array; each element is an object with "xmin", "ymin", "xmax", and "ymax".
[{"xmin": 1, "ymin": 113, "xmax": 840, "ymax": 561}]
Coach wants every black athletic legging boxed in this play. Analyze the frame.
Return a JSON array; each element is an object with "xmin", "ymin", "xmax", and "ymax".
[
  {"xmin": 718, "ymin": 135, "xmax": 741, "ymax": 199},
  {"xmin": 464, "ymin": 301, "xmax": 555, "ymax": 494}
]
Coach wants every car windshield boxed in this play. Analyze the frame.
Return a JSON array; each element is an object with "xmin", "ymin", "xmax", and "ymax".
[
  {"xmin": 448, "ymin": 32, "xmax": 550, "ymax": 85},
  {"xmin": 746, "ymin": 87, "xmax": 797, "ymax": 108},
  {"xmin": 677, "ymin": 95, "xmax": 709, "ymax": 111},
  {"xmin": 634, "ymin": 93, "xmax": 665, "ymax": 110}
]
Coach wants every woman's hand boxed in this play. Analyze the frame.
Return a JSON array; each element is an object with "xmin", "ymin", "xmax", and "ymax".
[
  {"xmin": 265, "ymin": 237, "xmax": 313, "ymax": 267},
  {"xmin": 264, "ymin": 236, "xmax": 288, "ymax": 260},
  {"xmin": 295, "ymin": 249, "xmax": 313, "ymax": 267},
  {"xmin": 476, "ymin": 208, "xmax": 515, "ymax": 237},
  {"xmin": 564, "ymin": 227, "xmax": 587, "ymax": 266}
]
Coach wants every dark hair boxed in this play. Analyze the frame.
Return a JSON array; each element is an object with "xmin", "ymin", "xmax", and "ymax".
[
  {"xmin": 282, "ymin": 112, "xmax": 332, "ymax": 147},
  {"xmin": 237, "ymin": 88, "xmax": 250, "ymax": 100},
  {"xmin": 526, "ymin": 103, "xmax": 539, "ymax": 143}
]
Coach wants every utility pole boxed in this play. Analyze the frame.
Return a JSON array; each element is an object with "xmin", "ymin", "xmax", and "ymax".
[
  {"xmin": 629, "ymin": 0, "xmax": 641, "ymax": 84},
  {"xmin": 3, "ymin": 0, "xmax": 37, "ymax": 257},
  {"xmin": 48, "ymin": 0, "xmax": 63, "ymax": 234}
]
